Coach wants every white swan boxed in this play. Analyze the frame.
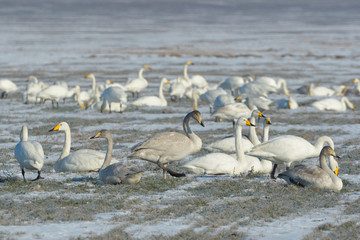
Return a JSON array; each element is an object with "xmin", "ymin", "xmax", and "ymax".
[
  {"xmin": 100, "ymin": 86, "xmax": 128, "ymax": 113},
  {"xmin": 309, "ymin": 83, "xmax": 335, "ymax": 96},
  {"xmin": 14, "ymin": 125, "xmax": 44, "ymax": 182},
  {"xmin": 23, "ymin": 76, "xmax": 46, "ymax": 103},
  {"xmin": 36, "ymin": 84, "xmax": 68, "ymax": 108},
  {"xmin": 183, "ymin": 117, "xmax": 272, "ymax": 175},
  {"xmin": 312, "ymin": 96, "xmax": 355, "ymax": 112},
  {"xmin": 90, "ymin": 130, "xmax": 144, "ymax": 184},
  {"xmin": 278, "ymin": 95, "xmax": 299, "ymax": 109},
  {"xmin": 131, "ymin": 110, "xmax": 205, "ymax": 180},
  {"xmin": 253, "ymin": 77, "xmax": 290, "ymax": 96},
  {"xmin": 218, "ymin": 76, "xmax": 245, "ymax": 95},
  {"xmin": 212, "ymin": 94, "xmax": 236, "ymax": 112},
  {"xmin": 199, "ymin": 88, "xmax": 227, "ymax": 113},
  {"xmin": 0, "ymin": 79, "xmax": 18, "ymax": 98},
  {"xmin": 247, "ymin": 135, "xmax": 336, "ymax": 179},
  {"xmin": 49, "ymin": 122, "xmax": 117, "ymax": 172},
  {"xmin": 278, "ymin": 146, "xmax": 342, "ymax": 191},
  {"xmin": 132, "ymin": 78, "xmax": 169, "ymax": 107},
  {"xmin": 183, "ymin": 61, "xmax": 208, "ymax": 89},
  {"xmin": 85, "ymin": 73, "xmax": 97, "ymax": 92},
  {"xmin": 211, "ymin": 102, "xmax": 252, "ymax": 124},
  {"xmin": 169, "ymin": 76, "xmax": 186, "ymax": 101},
  {"xmin": 124, "ymin": 64, "xmax": 150, "ymax": 98}
]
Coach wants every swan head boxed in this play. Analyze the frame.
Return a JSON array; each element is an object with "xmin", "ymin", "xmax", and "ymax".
[
  {"xmin": 26, "ymin": 76, "xmax": 38, "ymax": 82},
  {"xmin": 190, "ymin": 110, "xmax": 205, "ymax": 127},
  {"xmin": 49, "ymin": 122, "xmax": 69, "ymax": 132},
  {"xmin": 186, "ymin": 61, "xmax": 193, "ymax": 65},
  {"xmin": 236, "ymin": 117, "xmax": 254, "ymax": 127},
  {"xmin": 353, "ymin": 78, "xmax": 359, "ymax": 84},
  {"xmin": 321, "ymin": 146, "xmax": 339, "ymax": 159},
  {"xmin": 265, "ymin": 118, "xmax": 271, "ymax": 125},
  {"xmin": 90, "ymin": 129, "xmax": 111, "ymax": 139},
  {"xmin": 85, "ymin": 73, "xmax": 95, "ymax": 79},
  {"xmin": 144, "ymin": 64, "xmax": 151, "ymax": 70},
  {"xmin": 251, "ymin": 109, "xmax": 266, "ymax": 119}
]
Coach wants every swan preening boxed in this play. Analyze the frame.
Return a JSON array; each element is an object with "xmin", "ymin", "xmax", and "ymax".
[
  {"xmin": 90, "ymin": 130, "xmax": 143, "ymax": 184},
  {"xmin": 278, "ymin": 146, "xmax": 342, "ymax": 191},
  {"xmin": 49, "ymin": 122, "xmax": 118, "ymax": 172},
  {"xmin": 183, "ymin": 117, "xmax": 272, "ymax": 175},
  {"xmin": 14, "ymin": 125, "xmax": 44, "ymax": 181},
  {"xmin": 131, "ymin": 110, "xmax": 205, "ymax": 180}
]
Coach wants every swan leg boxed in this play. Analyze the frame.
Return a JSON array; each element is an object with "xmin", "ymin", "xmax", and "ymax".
[
  {"xmin": 157, "ymin": 161, "xmax": 186, "ymax": 179},
  {"xmin": 21, "ymin": 168, "xmax": 27, "ymax": 182},
  {"xmin": 109, "ymin": 103, "xmax": 112, "ymax": 113},
  {"xmin": 31, "ymin": 171, "xmax": 44, "ymax": 181},
  {"xmin": 270, "ymin": 164, "xmax": 278, "ymax": 179},
  {"xmin": 163, "ymin": 164, "xmax": 167, "ymax": 180}
]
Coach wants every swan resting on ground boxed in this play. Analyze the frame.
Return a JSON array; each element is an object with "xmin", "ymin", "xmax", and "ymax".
[
  {"xmin": 90, "ymin": 130, "xmax": 143, "ymax": 184},
  {"xmin": 14, "ymin": 125, "xmax": 44, "ymax": 182},
  {"xmin": 49, "ymin": 122, "xmax": 117, "ymax": 172},
  {"xmin": 312, "ymin": 96, "xmax": 355, "ymax": 112},
  {"xmin": 130, "ymin": 110, "xmax": 205, "ymax": 180},
  {"xmin": 278, "ymin": 146, "xmax": 342, "ymax": 191},
  {"xmin": 132, "ymin": 78, "xmax": 169, "ymax": 107},
  {"xmin": 183, "ymin": 117, "xmax": 272, "ymax": 175}
]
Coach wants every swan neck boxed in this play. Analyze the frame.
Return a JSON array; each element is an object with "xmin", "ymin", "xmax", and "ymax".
[
  {"xmin": 21, "ymin": 126, "xmax": 28, "ymax": 141},
  {"xmin": 319, "ymin": 153, "xmax": 337, "ymax": 180},
  {"xmin": 235, "ymin": 123, "xmax": 246, "ymax": 163},
  {"xmin": 183, "ymin": 113, "xmax": 192, "ymax": 138},
  {"xmin": 249, "ymin": 116, "xmax": 260, "ymax": 145},
  {"xmin": 184, "ymin": 64, "xmax": 190, "ymax": 82},
  {"xmin": 139, "ymin": 68, "xmax": 145, "ymax": 79},
  {"xmin": 314, "ymin": 136, "xmax": 334, "ymax": 154},
  {"xmin": 90, "ymin": 76, "xmax": 96, "ymax": 91},
  {"xmin": 101, "ymin": 135, "xmax": 113, "ymax": 170},
  {"xmin": 60, "ymin": 127, "xmax": 71, "ymax": 160},
  {"xmin": 158, "ymin": 79, "xmax": 166, "ymax": 101},
  {"xmin": 278, "ymin": 79, "xmax": 288, "ymax": 95},
  {"xmin": 263, "ymin": 124, "xmax": 270, "ymax": 142}
]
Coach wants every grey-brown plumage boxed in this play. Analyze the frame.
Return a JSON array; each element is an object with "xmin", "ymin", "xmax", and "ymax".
[
  {"xmin": 278, "ymin": 146, "xmax": 342, "ymax": 191},
  {"xmin": 131, "ymin": 110, "xmax": 205, "ymax": 179},
  {"xmin": 90, "ymin": 129, "xmax": 143, "ymax": 185}
]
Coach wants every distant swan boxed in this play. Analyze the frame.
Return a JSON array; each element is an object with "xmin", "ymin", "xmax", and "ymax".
[
  {"xmin": 14, "ymin": 126, "xmax": 44, "ymax": 182},
  {"xmin": 132, "ymin": 78, "xmax": 169, "ymax": 107},
  {"xmin": 90, "ymin": 130, "xmax": 143, "ymax": 184},
  {"xmin": 312, "ymin": 96, "xmax": 355, "ymax": 112},
  {"xmin": 309, "ymin": 83, "xmax": 335, "ymax": 96},
  {"xmin": 124, "ymin": 64, "xmax": 150, "ymax": 98},
  {"xmin": 49, "ymin": 122, "xmax": 117, "ymax": 172},
  {"xmin": 100, "ymin": 86, "xmax": 128, "ymax": 113},
  {"xmin": 183, "ymin": 117, "xmax": 272, "ymax": 175},
  {"xmin": 278, "ymin": 146, "xmax": 342, "ymax": 191},
  {"xmin": 131, "ymin": 110, "xmax": 205, "ymax": 179},
  {"xmin": 0, "ymin": 79, "xmax": 18, "ymax": 98}
]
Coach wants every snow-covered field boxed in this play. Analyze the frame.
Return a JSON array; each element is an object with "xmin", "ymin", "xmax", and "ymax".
[{"xmin": 1, "ymin": 0, "xmax": 360, "ymax": 239}]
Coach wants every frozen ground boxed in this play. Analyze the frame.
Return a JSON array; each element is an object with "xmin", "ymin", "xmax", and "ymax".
[{"xmin": 1, "ymin": 0, "xmax": 360, "ymax": 239}]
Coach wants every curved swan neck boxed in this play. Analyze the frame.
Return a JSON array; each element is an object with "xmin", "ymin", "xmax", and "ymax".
[
  {"xmin": 20, "ymin": 126, "xmax": 28, "ymax": 141},
  {"xmin": 101, "ymin": 134, "xmax": 113, "ymax": 170},
  {"xmin": 183, "ymin": 113, "xmax": 192, "ymax": 138},
  {"xmin": 249, "ymin": 115, "xmax": 260, "ymax": 145},
  {"xmin": 235, "ymin": 122, "xmax": 245, "ymax": 163},
  {"xmin": 314, "ymin": 136, "xmax": 334, "ymax": 154},
  {"xmin": 60, "ymin": 126, "xmax": 72, "ymax": 160},
  {"xmin": 342, "ymin": 97, "xmax": 353, "ymax": 110},
  {"xmin": 159, "ymin": 78, "xmax": 166, "ymax": 101},
  {"xmin": 319, "ymin": 152, "xmax": 337, "ymax": 181},
  {"xmin": 89, "ymin": 75, "xmax": 96, "ymax": 91},
  {"xmin": 183, "ymin": 64, "xmax": 190, "ymax": 82},
  {"xmin": 139, "ymin": 67, "xmax": 145, "ymax": 79},
  {"xmin": 277, "ymin": 79, "xmax": 289, "ymax": 95}
]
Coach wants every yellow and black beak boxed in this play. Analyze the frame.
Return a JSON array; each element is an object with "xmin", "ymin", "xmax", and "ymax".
[
  {"xmin": 258, "ymin": 111, "xmax": 266, "ymax": 118},
  {"xmin": 334, "ymin": 168, "xmax": 339, "ymax": 176},
  {"xmin": 90, "ymin": 132, "xmax": 101, "ymax": 139},
  {"xmin": 85, "ymin": 74, "xmax": 90, "ymax": 78},
  {"xmin": 266, "ymin": 118, "xmax": 272, "ymax": 125},
  {"xmin": 49, "ymin": 124, "xmax": 60, "ymax": 132},
  {"xmin": 245, "ymin": 119, "xmax": 255, "ymax": 127}
]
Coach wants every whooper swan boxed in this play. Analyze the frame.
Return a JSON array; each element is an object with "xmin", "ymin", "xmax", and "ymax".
[{"xmin": 132, "ymin": 78, "xmax": 169, "ymax": 107}]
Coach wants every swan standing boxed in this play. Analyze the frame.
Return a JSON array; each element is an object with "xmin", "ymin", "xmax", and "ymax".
[
  {"xmin": 247, "ymin": 135, "xmax": 336, "ymax": 179},
  {"xmin": 169, "ymin": 76, "xmax": 186, "ymax": 101},
  {"xmin": 0, "ymin": 79, "xmax": 18, "ymax": 98},
  {"xmin": 36, "ymin": 85, "xmax": 68, "ymax": 108},
  {"xmin": 124, "ymin": 64, "xmax": 150, "ymax": 98},
  {"xmin": 90, "ymin": 130, "xmax": 143, "ymax": 184},
  {"xmin": 14, "ymin": 126, "xmax": 44, "ymax": 182},
  {"xmin": 49, "ymin": 122, "xmax": 117, "ymax": 172},
  {"xmin": 312, "ymin": 96, "xmax": 355, "ymax": 112},
  {"xmin": 132, "ymin": 78, "xmax": 169, "ymax": 107},
  {"xmin": 183, "ymin": 117, "xmax": 272, "ymax": 175},
  {"xmin": 100, "ymin": 86, "xmax": 128, "ymax": 113},
  {"xmin": 131, "ymin": 110, "xmax": 205, "ymax": 180},
  {"xmin": 278, "ymin": 146, "xmax": 342, "ymax": 191}
]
